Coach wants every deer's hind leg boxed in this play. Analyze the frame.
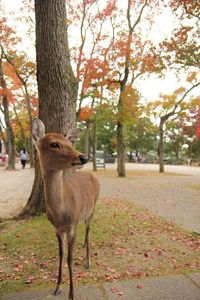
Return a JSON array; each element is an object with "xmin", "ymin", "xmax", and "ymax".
[{"xmin": 83, "ymin": 218, "xmax": 92, "ymax": 269}]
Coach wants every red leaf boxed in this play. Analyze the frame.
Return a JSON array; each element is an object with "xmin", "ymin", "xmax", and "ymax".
[
  {"xmin": 25, "ymin": 275, "xmax": 36, "ymax": 284},
  {"xmin": 40, "ymin": 261, "xmax": 49, "ymax": 268},
  {"xmin": 111, "ymin": 287, "xmax": 119, "ymax": 293},
  {"xmin": 136, "ymin": 284, "xmax": 144, "ymax": 289}
]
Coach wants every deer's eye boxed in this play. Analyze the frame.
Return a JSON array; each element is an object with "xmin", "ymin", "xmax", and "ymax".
[{"xmin": 50, "ymin": 142, "xmax": 60, "ymax": 149}]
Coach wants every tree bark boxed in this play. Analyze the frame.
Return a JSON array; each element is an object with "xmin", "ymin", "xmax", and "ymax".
[
  {"xmin": 117, "ymin": 82, "xmax": 126, "ymax": 177},
  {"xmin": 158, "ymin": 120, "xmax": 164, "ymax": 173},
  {"xmin": 175, "ymin": 141, "xmax": 180, "ymax": 164},
  {"xmin": 23, "ymin": 84, "xmax": 34, "ymax": 167},
  {"xmin": 17, "ymin": 152, "xmax": 44, "ymax": 218},
  {"xmin": 117, "ymin": 121, "xmax": 126, "ymax": 177},
  {"xmin": 18, "ymin": 0, "xmax": 77, "ymax": 218}
]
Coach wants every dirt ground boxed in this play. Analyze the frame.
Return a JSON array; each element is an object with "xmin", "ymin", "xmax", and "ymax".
[
  {"xmin": 0, "ymin": 164, "xmax": 34, "ymax": 219},
  {"xmin": 0, "ymin": 162, "xmax": 200, "ymax": 233}
]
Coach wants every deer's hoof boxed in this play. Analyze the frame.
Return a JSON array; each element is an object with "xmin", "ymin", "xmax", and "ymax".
[{"xmin": 53, "ymin": 287, "xmax": 61, "ymax": 296}]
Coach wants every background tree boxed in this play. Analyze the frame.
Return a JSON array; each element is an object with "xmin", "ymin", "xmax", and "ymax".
[
  {"xmin": 0, "ymin": 20, "xmax": 20, "ymax": 170},
  {"xmin": 154, "ymin": 74, "xmax": 200, "ymax": 172},
  {"xmin": 101, "ymin": 0, "xmax": 163, "ymax": 176},
  {"xmin": 0, "ymin": 57, "xmax": 15, "ymax": 170},
  {"xmin": 19, "ymin": 0, "xmax": 77, "ymax": 217},
  {"xmin": 67, "ymin": 0, "xmax": 165, "ymax": 177},
  {"xmin": 165, "ymin": 119, "xmax": 185, "ymax": 164},
  {"xmin": 162, "ymin": 0, "xmax": 199, "ymax": 70},
  {"xmin": 126, "ymin": 114, "xmax": 157, "ymax": 162},
  {"xmin": 2, "ymin": 52, "xmax": 36, "ymax": 167},
  {"xmin": 0, "ymin": 16, "xmax": 37, "ymax": 169}
]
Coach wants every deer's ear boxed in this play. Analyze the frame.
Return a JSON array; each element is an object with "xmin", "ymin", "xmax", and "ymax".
[
  {"xmin": 32, "ymin": 118, "xmax": 45, "ymax": 146},
  {"xmin": 66, "ymin": 128, "xmax": 81, "ymax": 144}
]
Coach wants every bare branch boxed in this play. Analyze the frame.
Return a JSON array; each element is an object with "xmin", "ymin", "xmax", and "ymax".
[
  {"xmin": 122, "ymin": 0, "xmax": 148, "ymax": 87},
  {"xmin": 127, "ymin": 0, "xmax": 148, "ymax": 34}
]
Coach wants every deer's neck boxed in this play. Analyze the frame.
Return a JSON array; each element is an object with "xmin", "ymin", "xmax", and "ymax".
[{"xmin": 42, "ymin": 170, "xmax": 64, "ymax": 213}]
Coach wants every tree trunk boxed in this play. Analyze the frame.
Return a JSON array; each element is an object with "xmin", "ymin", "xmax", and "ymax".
[
  {"xmin": 84, "ymin": 121, "xmax": 90, "ymax": 156},
  {"xmin": 117, "ymin": 121, "xmax": 126, "ymax": 177},
  {"xmin": 19, "ymin": 0, "xmax": 77, "ymax": 218},
  {"xmin": 158, "ymin": 120, "xmax": 164, "ymax": 173},
  {"xmin": 0, "ymin": 63, "xmax": 15, "ymax": 170},
  {"xmin": 24, "ymin": 84, "xmax": 34, "ymax": 167},
  {"xmin": 175, "ymin": 142, "xmax": 180, "ymax": 164},
  {"xmin": 92, "ymin": 120, "xmax": 97, "ymax": 171},
  {"xmin": 136, "ymin": 150, "xmax": 140, "ymax": 162},
  {"xmin": 129, "ymin": 150, "xmax": 133, "ymax": 162},
  {"xmin": 16, "ymin": 152, "xmax": 44, "ymax": 218},
  {"xmin": 117, "ymin": 85, "xmax": 126, "ymax": 177}
]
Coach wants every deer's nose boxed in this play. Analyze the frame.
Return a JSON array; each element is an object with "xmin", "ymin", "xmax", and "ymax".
[{"xmin": 79, "ymin": 155, "xmax": 88, "ymax": 164}]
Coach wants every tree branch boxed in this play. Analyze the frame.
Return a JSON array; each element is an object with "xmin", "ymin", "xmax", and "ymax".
[
  {"xmin": 123, "ymin": 0, "xmax": 148, "ymax": 87},
  {"xmin": 128, "ymin": 0, "xmax": 148, "ymax": 34},
  {"xmin": 183, "ymin": 3, "xmax": 200, "ymax": 21},
  {"xmin": 161, "ymin": 81, "xmax": 200, "ymax": 122}
]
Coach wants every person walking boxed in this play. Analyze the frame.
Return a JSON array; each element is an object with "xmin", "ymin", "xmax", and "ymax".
[{"xmin": 20, "ymin": 148, "xmax": 27, "ymax": 169}]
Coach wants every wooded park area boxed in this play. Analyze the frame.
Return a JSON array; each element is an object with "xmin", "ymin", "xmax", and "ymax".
[{"xmin": 0, "ymin": 0, "xmax": 199, "ymax": 216}]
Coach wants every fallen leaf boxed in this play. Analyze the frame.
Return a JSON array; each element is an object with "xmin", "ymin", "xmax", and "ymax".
[
  {"xmin": 136, "ymin": 284, "xmax": 144, "ymax": 289},
  {"xmin": 106, "ymin": 267, "xmax": 117, "ymax": 273},
  {"xmin": 25, "ymin": 275, "xmax": 36, "ymax": 284},
  {"xmin": 111, "ymin": 287, "xmax": 119, "ymax": 293},
  {"xmin": 40, "ymin": 261, "xmax": 49, "ymax": 268}
]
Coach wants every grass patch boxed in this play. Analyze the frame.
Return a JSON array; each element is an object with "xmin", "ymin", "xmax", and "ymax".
[
  {"xmin": 191, "ymin": 183, "xmax": 200, "ymax": 191},
  {"xmin": 0, "ymin": 198, "xmax": 200, "ymax": 295}
]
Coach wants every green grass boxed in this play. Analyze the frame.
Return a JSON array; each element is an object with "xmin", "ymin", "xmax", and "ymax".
[
  {"xmin": 191, "ymin": 183, "xmax": 200, "ymax": 191},
  {"xmin": 0, "ymin": 199, "xmax": 200, "ymax": 295}
]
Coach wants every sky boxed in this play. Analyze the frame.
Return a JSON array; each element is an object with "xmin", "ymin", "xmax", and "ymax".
[{"xmin": 0, "ymin": 0, "xmax": 194, "ymax": 102}]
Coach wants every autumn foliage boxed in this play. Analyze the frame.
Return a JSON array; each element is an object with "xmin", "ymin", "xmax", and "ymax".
[
  {"xmin": 195, "ymin": 109, "xmax": 200, "ymax": 139},
  {"xmin": 79, "ymin": 106, "xmax": 95, "ymax": 121}
]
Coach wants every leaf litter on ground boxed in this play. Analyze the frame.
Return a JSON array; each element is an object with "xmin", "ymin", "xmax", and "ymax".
[{"xmin": 0, "ymin": 198, "xmax": 200, "ymax": 295}]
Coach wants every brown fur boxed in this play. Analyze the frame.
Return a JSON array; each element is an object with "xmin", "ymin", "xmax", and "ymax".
[{"xmin": 32, "ymin": 123, "xmax": 99, "ymax": 300}]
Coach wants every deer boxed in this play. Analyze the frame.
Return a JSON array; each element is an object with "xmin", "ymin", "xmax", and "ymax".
[{"xmin": 32, "ymin": 118, "xmax": 99, "ymax": 300}]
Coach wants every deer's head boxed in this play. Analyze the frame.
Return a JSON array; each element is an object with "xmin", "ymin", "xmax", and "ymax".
[{"xmin": 32, "ymin": 118, "xmax": 87, "ymax": 171}]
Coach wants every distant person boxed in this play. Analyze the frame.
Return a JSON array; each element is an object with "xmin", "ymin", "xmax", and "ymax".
[{"xmin": 20, "ymin": 148, "xmax": 27, "ymax": 169}]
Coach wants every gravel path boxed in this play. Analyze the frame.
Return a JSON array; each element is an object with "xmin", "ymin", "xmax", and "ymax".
[
  {"xmin": 99, "ymin": 174, "xmax": 200, "ymax": 233},
  {"xmin": 0, "ymin": 164, "xmax": 34, "ymax": 219},
  {"xmin": 0, "ymin": 163, "xmax": 200, "ymax": 233}
]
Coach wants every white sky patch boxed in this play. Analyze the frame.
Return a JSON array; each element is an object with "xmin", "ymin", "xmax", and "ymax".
[
  {"xmin": 1, "ymin": 0, "xmax": 22, "ymax": 11},
  {"xmin": 1, "ymin": 0, "xmax": 197, "ymax": 103}
]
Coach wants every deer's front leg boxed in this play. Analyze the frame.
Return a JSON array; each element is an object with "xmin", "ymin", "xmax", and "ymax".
[
  {"xmin": 67, "ymin": 227, "xmax": 76, "ymax": 300},
  {"xmin": 53, "ymin": 232, "xmax": 64, "ymax": 296}
]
